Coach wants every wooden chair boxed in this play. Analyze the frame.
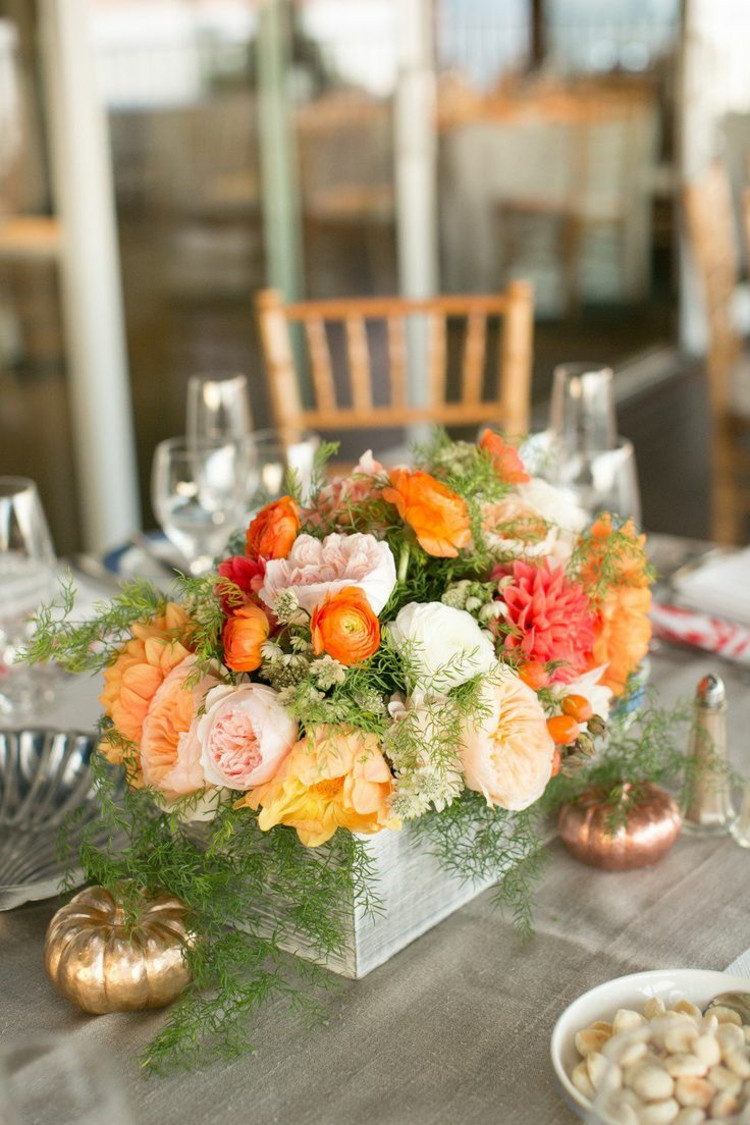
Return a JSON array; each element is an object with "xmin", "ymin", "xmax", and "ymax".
[
  {"xmin": 255, "ymin": 281, "xmax": 533, "ymax": 445},
  {"xmin": 684, "ymin": 164, "xmax": 750, "ymax": 544}
]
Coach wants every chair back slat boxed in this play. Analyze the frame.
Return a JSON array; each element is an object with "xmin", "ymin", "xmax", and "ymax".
[
  {"xmin": 346, "ymin": 316, "xmax": 372, "ymax": 410},
  {"xmin": 499, "ymin": 279, "xmax": 533, "ymax": 437},
  {"xmin": 304, "ymin": 318, "xmax": 337, "ymax": 412},
  {"xmin": 461, "ymin": 312, "xmax": 487, "ymax": 405},
  {"xmin": 256, "ymin": 282, "xmax": 533, "ymax": 438},
  {"xmin": 387, "ymin": 316, "xmax": 407, "ymax": 408},
  {"xmin": 428, "ymin": 313, "xmax": 447, "ymax": 409}
]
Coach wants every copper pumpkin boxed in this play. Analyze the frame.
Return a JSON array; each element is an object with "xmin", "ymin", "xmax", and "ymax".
[
  {"xmin": 45, "ymin": 884, "xmax": 192, "ymax": 1015},
  {"xmin": 557, "ymin": 783, "xmax": 682, "ymax": 871}
]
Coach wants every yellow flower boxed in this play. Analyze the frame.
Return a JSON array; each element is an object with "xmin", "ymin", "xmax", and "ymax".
[{"xmin": 238, "ymin": 725, "xmax": 399, "ymax": 847}]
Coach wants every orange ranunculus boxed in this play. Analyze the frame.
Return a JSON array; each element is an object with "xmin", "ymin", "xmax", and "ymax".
[
  {"xmin": 311, "ymin": 586, "xmax": 380, "ymax": 666},
  {"xmin": 479, "ymin": 429, "xmax": 530, "ymax": 484},
  {"xmin": 245, "ymin": 496, "xmax": 300, "ymax": 560},
  {"xmin": 581, "ymin": 515, "xmax": 652, "ymax": 695},
  {"xmin": 100, "ymin": 603, "xmax": 194, "ymax": 762},
  {"xmin": 223, "ymin": 603, "xmax": 270, "ymax": 672},
  {"xmin": 238, "ymin": 725, "xmax": 399, "ymax": 847},
  {"xmin": 381, "ymin": 468, "xmax": 471, "ymax": 558}
]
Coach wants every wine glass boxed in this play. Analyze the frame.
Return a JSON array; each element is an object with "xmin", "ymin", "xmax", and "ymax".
[
  {"xmin": 550, "ymin": 362, "xmax": 617, "ymax": 457},
  {"xmin": 0, "ymin": 477, "xmax": 58, "ymax": 716},
  {"xmin": 246, "ymin": 428, "xmax": 321, "ymax": 508},
  {"xmin": 0, "ymin": 1034, "xmax": 134, "ymax": 1124},
  {"xmin": 553, "ymin": 438, "xmax": 642, "ymax": 526},
  {"xmin": 151, "ymin": 437, "xmax": 248, "ymax": 576},
  {"xmin": 186, "ymin": 372, "xmax": 252, "ymax": 445}
]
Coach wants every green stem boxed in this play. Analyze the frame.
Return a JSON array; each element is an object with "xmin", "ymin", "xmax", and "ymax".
[{"xmin": 398, "ymin": 544, "xmax": 410, "ymax": 585}]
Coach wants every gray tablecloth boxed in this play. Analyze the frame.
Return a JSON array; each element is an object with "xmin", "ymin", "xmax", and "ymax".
[{"xmin": 1, "ymin": 542, "xmax": 749, "ymax": 1125}]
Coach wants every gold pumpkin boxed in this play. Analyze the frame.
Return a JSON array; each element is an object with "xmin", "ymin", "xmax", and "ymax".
[{"xmin": 45, "ymin": 884, "xmax": 193, "ymax": 1015}]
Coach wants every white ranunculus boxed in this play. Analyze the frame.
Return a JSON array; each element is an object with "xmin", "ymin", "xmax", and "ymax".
[
  {"xmin": 259, "ymin": 532, "xmax": 396, "ymax": 615},
  {"xmin": 388, "ymin": 602, "xmax": 497, "ymax": 692},
  {"xmin": 516, "ymin": 477, "xmax": 587, "ymax": 535}
]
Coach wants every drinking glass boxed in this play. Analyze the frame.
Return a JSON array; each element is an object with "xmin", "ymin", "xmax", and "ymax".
[
  {"xmin": 0, "ymin": 1034, "xmax": 134, "ymax": 1124},
  {"xmin": 246, "ymin": 428, "xmax": 321, "ymax": 508},
  {"xmin": 0, "ymin": 478, "xmax": 57, "ymax": 716},
  {"xmin": 151, "ymin": 437, "xmax": 248, "ymax": 576},
  {"xmin": 186, "ymin": 372, "xmax": 252, "ymax": 445},
  {"xmin": 550, "ymin": 362, "xmax": 617, "ymax": 457},
  {"xmin": 553, "ymin": 438, "xmax": 642, "ymax": 526}
]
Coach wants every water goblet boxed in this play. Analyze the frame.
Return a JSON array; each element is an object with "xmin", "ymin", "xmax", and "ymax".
[
  {"xmin": 151, "ymin": 437, "xmax": 248, "ymax": 576},
  {"xmin": 186, "ymin": 372, "xmax": 252, "ymax": 445},
  {"xmin": 0, "ymin": 477, "xmax": 57, "ymax": 716}
]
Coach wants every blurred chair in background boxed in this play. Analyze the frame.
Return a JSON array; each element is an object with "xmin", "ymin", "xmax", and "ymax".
[
  {"xmin": 255, "ymin": 281, "xmax": 533, "ymax": 448},
  {"xmin": 684, "ymin": 163, "xmax": 750, "ymax": 544}
]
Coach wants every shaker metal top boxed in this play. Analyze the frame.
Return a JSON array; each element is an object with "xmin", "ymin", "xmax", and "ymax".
[{"xmin": 696, "ymin": 673, "xmax": 726, "ymax": 708}]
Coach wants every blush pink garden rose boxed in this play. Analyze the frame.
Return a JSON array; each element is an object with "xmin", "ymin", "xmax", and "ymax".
[
  {"xmin": 459, "ymin": 669, "xmax": 557, "ymax": 811},
  {"xmin": 259, "ymin": 532, "xmax": 396, "ymax": 616},
  {"xmin": 140, "ymin": 654, "xmax": 223, "ymax": 802},
  {"xmin": 197, "ymin": 683, "xmax": 298, "ymax": 791}
]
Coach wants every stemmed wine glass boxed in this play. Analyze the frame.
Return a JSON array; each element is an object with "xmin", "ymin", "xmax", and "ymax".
[
  {"xmin": 0, "ymin": 477, "xmax": 58, "ymax": 716},
  {"xmin": 151, "ymin": 437, "xmax": 248, "ymax": 576}
]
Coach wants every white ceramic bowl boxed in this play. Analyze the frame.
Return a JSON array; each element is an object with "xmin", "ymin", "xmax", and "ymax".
[{"xmin": 551, "ymin": 968, "xmax": 750, "ymax": 1119}]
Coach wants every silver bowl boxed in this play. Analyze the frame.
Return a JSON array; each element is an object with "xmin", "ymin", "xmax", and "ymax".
[{"xmin": 0, "ymin": 728, "xmax": 109, "ymax": 910}]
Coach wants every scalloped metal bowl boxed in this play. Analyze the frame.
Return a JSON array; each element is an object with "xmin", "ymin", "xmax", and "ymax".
[{"xmin": 0, "ymin": 728, "xmax": 106, "ymax": 910}]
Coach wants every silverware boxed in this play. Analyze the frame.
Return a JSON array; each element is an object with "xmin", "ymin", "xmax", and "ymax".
[{"xmin": 706, "ymin": 991, "xmax": 750, "ymax": 1024}]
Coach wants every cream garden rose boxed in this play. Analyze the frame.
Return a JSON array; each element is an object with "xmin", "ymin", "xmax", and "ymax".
[
  {"xmin": 483, "ymin": 476, "xmax": 588, "ymax": 563},
  {"xmin": 459, "ymin": 669, "xmax": 556, "ymax": 810},
  {"xmin": 259, "ymin": 532, "xmax": 396, "ymax": 616},
  {"xmin": 197, "ymin": 683, "xmax": 298, "ymax": 791},
  {"xmin": 388, "ymin": 602, "xmax": 496, "ymax": 692}
]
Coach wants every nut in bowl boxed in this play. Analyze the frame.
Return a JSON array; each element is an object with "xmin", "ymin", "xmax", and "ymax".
[{"xmin": 551, "ymin": 970, "xmax": 750, "ymax": 1122}]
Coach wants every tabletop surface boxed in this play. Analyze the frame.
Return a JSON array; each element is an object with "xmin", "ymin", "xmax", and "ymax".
[{"xmin": 1, "ymin": 537, "xmax": 749, "ymax": 1125}]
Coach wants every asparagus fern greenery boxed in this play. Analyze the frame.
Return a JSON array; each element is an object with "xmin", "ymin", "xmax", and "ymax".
[{"xmin": 24, "ymin": 428, "xmax": 664, "ymax": 1072}]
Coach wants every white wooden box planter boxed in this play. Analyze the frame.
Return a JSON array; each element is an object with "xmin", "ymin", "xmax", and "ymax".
[{"xmin": 271, "ymin": 825, "xmax": 496, "ymax": 980}]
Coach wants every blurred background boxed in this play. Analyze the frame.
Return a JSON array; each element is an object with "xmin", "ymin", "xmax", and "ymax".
[{"xmin": 1, "ymin": 0, "xmax": 749, "ymax": 555}]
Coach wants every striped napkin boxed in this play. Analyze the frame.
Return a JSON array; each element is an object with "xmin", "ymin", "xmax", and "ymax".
[{"xmin": 650, "ymin": 600, "xmax": 750, "ymax": 666}]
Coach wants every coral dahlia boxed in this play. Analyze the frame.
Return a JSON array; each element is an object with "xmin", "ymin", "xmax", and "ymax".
[{"xmin": 501, "ymin": 560, "xmax": 595, "ymax": 682}]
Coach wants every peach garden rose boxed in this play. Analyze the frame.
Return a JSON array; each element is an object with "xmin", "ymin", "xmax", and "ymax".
[
  {"xmin": 197, "ymin": 683, "xmax": 298, "ymax": 791},
  {"xmin": 100, "ymin": 602, "xmax": 194, "ymax": 770},
  {"xmin": 140, "ymin": 654, "xmax": 223, "ymax": 801},
  {"xmin": 459, "ymin": 669, "xmax": 556, "ymax": 811}
]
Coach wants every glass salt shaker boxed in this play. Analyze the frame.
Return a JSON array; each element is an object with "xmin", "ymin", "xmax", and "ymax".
[{"xmin": 682, "ymin": 673, "xmax": 736, "ymax": 835}]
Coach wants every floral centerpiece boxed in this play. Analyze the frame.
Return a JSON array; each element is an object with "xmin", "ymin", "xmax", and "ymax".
[{"xmin": 31, "ymin": 430, "xmax": 653, "ymax": 1070}]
